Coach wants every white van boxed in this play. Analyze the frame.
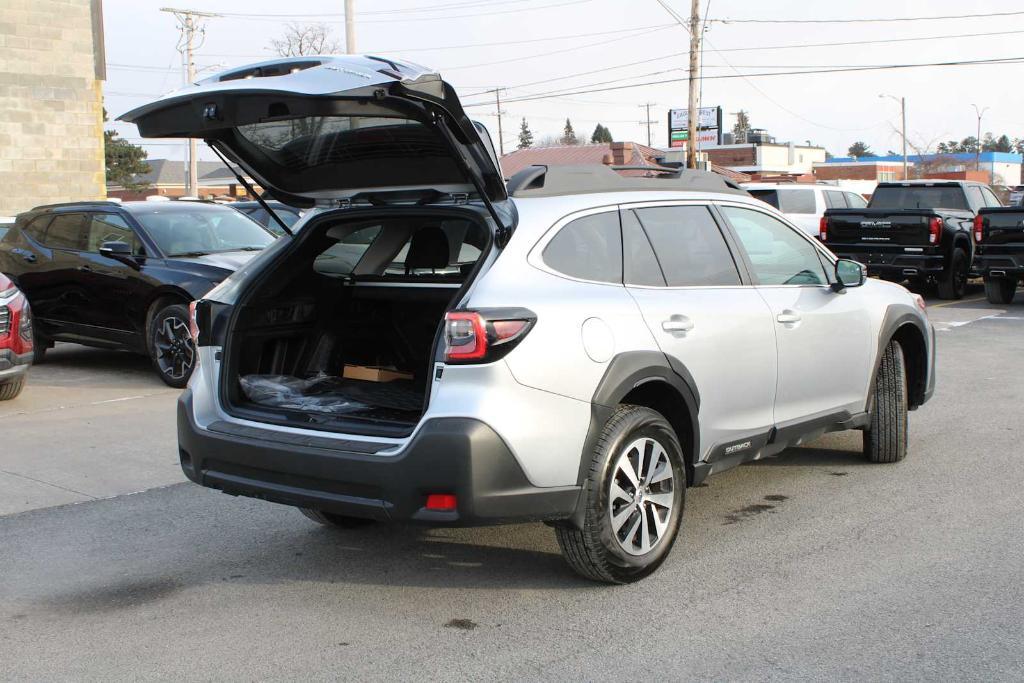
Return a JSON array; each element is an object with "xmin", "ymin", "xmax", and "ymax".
[{"xmin": 744, "ymin": 183, "xmax": 868, "ymax": 238}]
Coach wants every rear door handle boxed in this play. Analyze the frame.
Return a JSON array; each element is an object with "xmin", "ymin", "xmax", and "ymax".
[
  {"xmin": 776, "ymin": 311, "xmax": 802, "ymax": 325},
  {"xmin": 662, "ymin": 315, "xmax": 694, "ymax": 334}
]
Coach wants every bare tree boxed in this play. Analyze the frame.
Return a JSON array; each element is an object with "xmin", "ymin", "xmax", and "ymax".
[{"xmin": 270, "ymin": 23, "xmax": 342, "ymax": 57}]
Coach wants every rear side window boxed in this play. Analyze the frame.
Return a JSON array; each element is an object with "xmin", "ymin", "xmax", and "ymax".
[
  {"xmin": 22, "ymin": 216, "xmax": 52, "ymax": 243},
  {"xmin": 748, "ymin": 189, "xmax": 817, "ymax": 214},
  {"xmin": 823, "ymin": 190, "xmax": 847, "ymax": 209},
  {"xmin": 43, "ymin": 213, "xmax": 87, "ymax": 250},
  {"xmin": 631, "ymin": 206, "xmax": 740, "ymax": 287},
  {"xmin": 542, "ymin": 211, "xmax": 622, "ymax": 284},
  {"xmin": 845, "ymin": 192, "xmax": 868, "ymax": 208},
  {"xmin": 314, "ymin": 225, "xmax": 382, "ymax": 277}
]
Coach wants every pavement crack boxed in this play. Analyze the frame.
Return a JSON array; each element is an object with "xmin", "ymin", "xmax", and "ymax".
[{"xmin": 0, "ymin": 468, "xmax": 99, "ymax": 500}]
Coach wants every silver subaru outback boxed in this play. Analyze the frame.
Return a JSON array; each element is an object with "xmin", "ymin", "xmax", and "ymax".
[{"xmin": 123, "ymin": 56, "xmax": 935, "ymax": 583}]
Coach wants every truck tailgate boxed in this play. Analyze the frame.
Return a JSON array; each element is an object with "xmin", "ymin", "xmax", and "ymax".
[
  {"xmin": 979, "ymin": 207, "xmax": 1024, "ymax": 246},
  {"xmin": 824, "ymin": 209, "xmax": 934, "ymax": 246}
]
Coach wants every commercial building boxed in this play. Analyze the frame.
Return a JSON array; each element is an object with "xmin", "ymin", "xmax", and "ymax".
[
  {"xmin": 818, "ymin": 152, "xmax": 1022, "ymax": 186},
  {"xmin": 698, "ymin": 141, "xmax": 827, "ymax": 178},
  {"xmin": 0, "ymin": 0, "xmax": 107, "ymax": 215}
]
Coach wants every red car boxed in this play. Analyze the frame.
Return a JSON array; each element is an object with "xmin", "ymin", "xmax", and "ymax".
[{"xmin": 0, "ymin": 272, "xmax": 32, "ymax": 400}]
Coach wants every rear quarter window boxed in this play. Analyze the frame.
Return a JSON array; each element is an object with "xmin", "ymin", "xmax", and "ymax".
[{"xmin": 542, "ymin": 211, "xmax": 622, "ymax": 284}]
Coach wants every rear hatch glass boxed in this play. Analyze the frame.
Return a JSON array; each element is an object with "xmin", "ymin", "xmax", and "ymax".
[{"xmin": 869, "ymin": 186, "xmax": 968, "ymax": 211}]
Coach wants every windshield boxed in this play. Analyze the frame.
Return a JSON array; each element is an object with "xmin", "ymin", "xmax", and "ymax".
[
  {"xmin": 869, "ymin": 186, "xmax": 968, "ymax": 210},
  {"xmin": 134, "ymin": 207, "xmax": 275, "ymax": 257}
]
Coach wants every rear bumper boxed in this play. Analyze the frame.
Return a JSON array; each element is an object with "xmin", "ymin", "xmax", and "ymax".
[
  {"xmin": 975, "ymin": 252, "xmax": 1024, "ymax": 279},
  {"xmin": 830, "ymin": 246, "xmax": 945, "ymax": 276},
  {"xmin": 177, "ymin": 391, "xmax": 581, "ymax": 526},
  {"xmin": 0, "ymin": 349, "xmax": 31, "ymax": 383}
]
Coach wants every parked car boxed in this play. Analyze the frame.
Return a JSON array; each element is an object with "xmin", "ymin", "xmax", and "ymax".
[
  {"xmin": 123, "ymin": 55, "xmax": 935, "ymax": 583},
  {"xmin": 744, "ymin": 183, "xmax": 868, "ymax": 237},
  {"xmin": 974, "ymin": 205, "xmax": 1024, "ymax": 303},
  {"xmin": 0, "ymin": 200, "xmax": 275, "ymax": 387},
  {"xmin": 821, "ymin": 180, "xmax": 1002, "ymax": 299},
  {"xmin": 0, "ymin": 272, "xmax": 33, "ymax": 400},
  {"xmin": 1007, "ymin": 185, "xmax": 1024, "ymax": 206},
  {"xmin": 230, "ymin": 200, "xmax": 304, "ymax": 235}
]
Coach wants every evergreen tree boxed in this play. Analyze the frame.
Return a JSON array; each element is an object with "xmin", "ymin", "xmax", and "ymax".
[
  {"xmin": 517, "ymin": 117, "xmax": 533, "ymax": 150},
  {"xmin": 590, "ymin": 123, "xmax": 613, "ymax": 144},
  {"xmin": 103, "ymin": 108, "xmax": 151, "ymax": 191},
  {"xmin": 561, "ymin": 118, "xmax": 579, "ymax": 145},
  {"xmin": 847, "ymin": 141, "xmax": 874, "ymax": 158}
]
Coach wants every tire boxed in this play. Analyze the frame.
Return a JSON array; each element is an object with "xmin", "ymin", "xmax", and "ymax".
[
  {"xmin": 148, "ymin": 303, "xmax": 197, "ymax": 388},
  {"xmin": 300, "ymin": 508, "xmax": 378, "ymax": 528},
  {"xmin": 863, "ymin": 340, "xmax": 908, "ymax": 463},
  {"xmin": 984, "ymin": 277, "xmax": 1017, "ymax": 305},
  {"xmin": 0, "ymin": 378, "xmax": 25, "ymax": 401},
  {"xmin": 31, "ymin": 321, "xmax": 49, "ymax": 365},
  {"xmin": 555, "ymin": 405, "xmax": 686, "ymax": 584},
  {"xmin": 936, "ymin": 247, "xmax": 968, "ymax": 300}
]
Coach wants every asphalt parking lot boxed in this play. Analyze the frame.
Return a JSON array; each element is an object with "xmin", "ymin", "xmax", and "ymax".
[{"xmin": 2, "ymin": 287, "xmax": 1023, "ymax": 680}]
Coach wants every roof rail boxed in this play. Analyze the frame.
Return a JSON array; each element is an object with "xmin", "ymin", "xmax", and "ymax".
[
  {"xmin": 28, "ymin": 200, "xmax": 124, "ymax": 212},
  {"xmin": 506, "ymin": 164, "xmax": 748, "ymax": 198}
]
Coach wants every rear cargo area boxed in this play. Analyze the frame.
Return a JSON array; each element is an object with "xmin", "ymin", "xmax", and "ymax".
[{"xmin": 222, "ymin": 210, "xmax": 490, "ymax": 436}]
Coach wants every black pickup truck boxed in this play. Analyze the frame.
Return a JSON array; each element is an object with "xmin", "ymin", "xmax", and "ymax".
[
  {"xmin": 821, "ymin": 180, "xmax": 1003, "ymax": 299},
  {"xmin": 974, "ymin": 206, "xmax": 1024, "ymax": 303}
]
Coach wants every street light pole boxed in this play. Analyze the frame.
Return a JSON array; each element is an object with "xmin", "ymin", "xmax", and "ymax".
[
  {"xmin": 879, "ymin": 93, "xmax": 907, "ymax": 180},
  {"xmin": 972, "ymin": 103, "xmax": 989, "ymax": 174}
]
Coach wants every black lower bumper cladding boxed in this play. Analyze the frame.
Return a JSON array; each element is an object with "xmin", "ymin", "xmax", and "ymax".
[{"xmin": 177, "ymin": 392, "xmax": 580, "ymax": 526}]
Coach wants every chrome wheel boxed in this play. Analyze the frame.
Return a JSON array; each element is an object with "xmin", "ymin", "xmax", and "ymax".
[
  {"xmin": 608, "ymin": 436, "xmax": 676, "ymax": 556},
  {"xmin": 154, "ymin": 315, "xmax": 195, "ymax": 380}
]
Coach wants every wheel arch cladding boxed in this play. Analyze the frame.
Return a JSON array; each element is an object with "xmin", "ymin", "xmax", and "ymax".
[
  {"xmin": 585, "ymin": 351, "xmax": 700, "ymax": 485},
  {"xmin": 874, "ymin": 306, "xmax": 929, "ymax": 410}
]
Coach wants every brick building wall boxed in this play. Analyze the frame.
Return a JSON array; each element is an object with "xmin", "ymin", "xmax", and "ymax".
[
  {"xmin": 0, "ymin": 0, "xmax": 106, "ymax": 215},
  {"xmin": 704, "ymin": 146, "xmax": 757, "ymax": 168},
  {"xmin": 814, "ymin": 163, "xmax": 908, "ymax": 181}
]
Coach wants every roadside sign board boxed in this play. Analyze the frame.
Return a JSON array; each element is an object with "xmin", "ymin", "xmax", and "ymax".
[{"xmin": 668, "ymin": 106, "xmax": 722, "ymax": 148}]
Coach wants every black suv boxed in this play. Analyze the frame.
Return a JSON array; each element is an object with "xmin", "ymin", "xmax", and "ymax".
[{"xmin": 0, "ymin": 200, "xmax": 275, "ymax": 386}]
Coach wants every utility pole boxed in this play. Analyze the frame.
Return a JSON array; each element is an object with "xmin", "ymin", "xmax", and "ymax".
[
  {"xmin": 879, "ymin": 94, "xmax": 908, "ymax": 180},
  {"xmin": 972, "ymin": 103, "xmax": 989, "ymax": 173},
  {"xmin": 638, "ymin": 103, "xmax": 658, "ymax": 147},
  {"xmin": 494, "ymin": 88, "xmax": 505, "ymax": 156},
  {"xmin": 686, "ymin": 0, "xmax": 701, "ymax": 168},
  {"xmin": 345, "ymin": 0, "xmax": 356, "ymax": 53},
  {"xmin": 161, "ymin": 7, "xmax": 219, "ymax": 198}
]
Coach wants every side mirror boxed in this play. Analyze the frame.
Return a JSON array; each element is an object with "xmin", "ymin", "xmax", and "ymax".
[
  {"xmin": 98, "ymin": 241, "xmax": 141, "ymax": 269},
  {"xmin": 99, "ymin": 241, "xmax": 132, "ymax": 258},
  {"xmin": 833, "ymin": 258, "xmax": 866, "ymax": 291}
]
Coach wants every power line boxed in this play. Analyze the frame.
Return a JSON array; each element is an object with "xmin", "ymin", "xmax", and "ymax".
[
  {"xmin": 710, "ymin": 10, "xmax": 1024, "ymax": 24},
  {"xmin": 463, "ymin": 56, "xmax": 1024, "ymax": 107},
  {"xmin": 217, "ymin": 0, "xmax": 556, "ymax": 18},
  {"xmin": 442, "ymin": 25, "xmax": 677, "ymax": 70},
  {"xmin": 217, "ymin": 0, "xmax": 592, "ymax": 24}
]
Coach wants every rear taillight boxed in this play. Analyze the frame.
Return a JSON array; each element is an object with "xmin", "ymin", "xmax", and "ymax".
[
  {"xmin": 443, "ymin": 309, "xmax": 536, "ymax": 364},
  {"xmin": 973, "ymin": 214, "xmax": 984, "ymax": 243},
  {"xmin": 928, "ymin": 217, "xmax": 942, "ymax": 245},
  {"xmin": 819, "ymin": 216, "xmax": 828, "ymax": 242}
]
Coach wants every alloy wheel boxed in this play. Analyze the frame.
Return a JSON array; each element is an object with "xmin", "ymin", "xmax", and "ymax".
[
  {"xmin": 608, "ymin": 437, "xmax": 676, "ymax": 556},
  {"xmin": 154, "ymin": 315, "xmax": 195, "ymax": 381}
]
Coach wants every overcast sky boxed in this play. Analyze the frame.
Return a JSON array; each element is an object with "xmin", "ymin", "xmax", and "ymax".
[{"xmin": 103, "ymin": 0, "xmax": 1024, "ymax": 162}]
